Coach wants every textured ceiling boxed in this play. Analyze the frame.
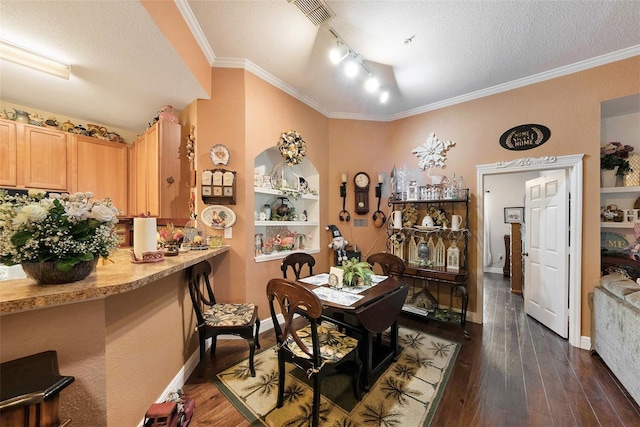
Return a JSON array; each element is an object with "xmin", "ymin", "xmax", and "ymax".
[{"xmin": 0, "ymin": 1, "xmax": 638, "ymax": 135}]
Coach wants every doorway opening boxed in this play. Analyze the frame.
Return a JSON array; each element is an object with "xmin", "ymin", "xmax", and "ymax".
[{"xmin": 476, "ymin": 154, "xmax": 584, "ymax": 348}]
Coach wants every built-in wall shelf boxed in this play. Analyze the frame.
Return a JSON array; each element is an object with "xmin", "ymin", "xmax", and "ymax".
[{"xmin": 254, "ymin": 248, "xmax": 320, "ymax": 263}]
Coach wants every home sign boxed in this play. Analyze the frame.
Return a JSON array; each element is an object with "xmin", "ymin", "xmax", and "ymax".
[{"xmin": 499, "ymin": 124, "xmax": 550, "ymax": 151}]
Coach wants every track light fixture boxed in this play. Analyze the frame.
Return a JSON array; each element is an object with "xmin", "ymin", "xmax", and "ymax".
[{"xmin": 328, "ymin": 27, "xmax": 389, "ymax": 104}]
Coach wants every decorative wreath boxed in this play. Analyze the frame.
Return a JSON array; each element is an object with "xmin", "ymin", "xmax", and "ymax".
[
  {"xmin": 278, "ymin": 130, "xmax": 307, "ymax": 166},
  {"xmin": 428, "ymin": 206, "xmax": 449, "ymax": 228}
]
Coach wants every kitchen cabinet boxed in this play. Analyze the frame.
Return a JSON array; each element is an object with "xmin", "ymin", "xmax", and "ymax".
[
  {"xmin": 0, "ymin": 120, "xmax": 17, "ymax": 187},
  {"xmin": 254, "ymin": 147, "xmax": 320, "ymax": 262},
  {"xmin": 22, "ymin": 124, "xmax": 71, "ymax": 191},
  {"xmin": 129, "ymin": 120, "xmax": 189, "ymax": 218},
  {"xmin": 387, "ymin": 190, "xmax": 470, "ymax": 337},
  {"xmin": 75, "ymin": 135, "xmax": 128, "ymax": 215}
]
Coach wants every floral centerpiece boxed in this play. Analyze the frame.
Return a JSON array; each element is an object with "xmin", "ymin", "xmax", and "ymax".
[
  {"xmin": 601, "ymin": 142, "xmax": 634, "ymax": 176},
  {"xmin": 0, "ymin": 190, "xmax": 120, "ymax": 278},
  {"xmin": 277, "ymin": 130, "xmax": 307, "ymax": 166}
]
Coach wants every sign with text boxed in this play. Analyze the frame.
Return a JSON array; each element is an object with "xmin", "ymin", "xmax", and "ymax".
[{"xmin": 500, "ymin": 124, "xmax": 551, "ymax": 151}]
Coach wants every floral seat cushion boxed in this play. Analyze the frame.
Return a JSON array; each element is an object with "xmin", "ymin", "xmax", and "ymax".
[
  {"xmin": 204, "ymin": 303, "xmax": 255, "ymax": 327},
  {"xmin": 284, "ymin": 324, "xmax": 358, "ymax": 363}
]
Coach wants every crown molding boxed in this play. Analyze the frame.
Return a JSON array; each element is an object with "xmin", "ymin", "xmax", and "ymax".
[
  {"xmin": 181, "ymin": 3, "xmax": 640, "ymax": 124},
  {"xmin": 213, "ymin": 58, "xmax": 332, "ymax": 117},
  {"xmin": 390, "ymin": 45, "xmax": 640, "ymax": 121},
  {"xmin": 174, "ymin": 0, "xmax": 215, "ymax": 66}
]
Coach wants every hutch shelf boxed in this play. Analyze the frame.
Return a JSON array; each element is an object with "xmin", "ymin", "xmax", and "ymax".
[{"xmin": 388, "ymin": 190, "xmax": 470, "ymax": 338}]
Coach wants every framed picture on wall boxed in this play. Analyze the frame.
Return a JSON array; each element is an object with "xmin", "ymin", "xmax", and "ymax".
[{"xmin": 504, "ymin": 207, "xmax": 524, "ymax": 223}]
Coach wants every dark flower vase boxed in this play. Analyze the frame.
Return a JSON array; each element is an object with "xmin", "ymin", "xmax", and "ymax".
[{"xmin": 21, "ymin": 258, "xmax": 99, "ymax": 284}]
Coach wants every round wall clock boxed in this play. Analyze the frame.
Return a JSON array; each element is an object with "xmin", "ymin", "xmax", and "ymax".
[
  {"xmin": 210, "ymin": 144, "xmax": 230, "ymax": 165},
  {"xmin": 353, "ymin": 172, "xmax": 370, "ymax": 214}
]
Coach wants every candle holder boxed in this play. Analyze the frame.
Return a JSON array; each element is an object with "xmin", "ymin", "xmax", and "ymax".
[
  {"xmin": 372, "ymin": 182, "xmax": 386, "ymax": 227},
  {"xmin": 339, "ymin": 173, "xmax": 350, "ymax": 222}
]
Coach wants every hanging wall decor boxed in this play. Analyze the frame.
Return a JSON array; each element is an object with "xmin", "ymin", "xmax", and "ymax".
[
  {"xmin": 499, "ymin": 124, "xmax": 551, "ymax": 151},
  {"xmin": 210, "ymin": 144, "xmax": 230, "ymax": 166},
  {"xmin": 412, "ymin": 133, "xmax": 455, "ymax": 171},
  {"xmin": 277, "ymin": 130, "xmax": 307, "ymax": 166},
  {"xmin": 201, "ymin": 169, "xmax": 236, "ymax": 204}
]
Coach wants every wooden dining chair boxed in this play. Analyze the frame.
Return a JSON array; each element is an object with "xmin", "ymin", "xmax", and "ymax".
[
  {"xmin": 280, "ymin": 252, "xmax": 315, "ymax": 280},
  {"xmin": 366, "ymin": 252, "xmax": 405, "ymax": 277},
  {"xmin": 188, "ymin": 261, "xmax": 260, "ymax": 377},
  {"xmin": 266, "ymin": 278, "xmax": 362, "ymax": 427}
]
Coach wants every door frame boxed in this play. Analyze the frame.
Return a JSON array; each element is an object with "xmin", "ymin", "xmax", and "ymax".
[{"xmin": 476, "ymin": 154, "xmax": 584, "ymax": 348}]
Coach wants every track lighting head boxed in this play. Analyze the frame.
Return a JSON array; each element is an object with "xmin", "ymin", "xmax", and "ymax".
[
  {"xmin": 343, "ymin": 57, "xmax": 359, "ymax": 78},
  {"xmin": 364, "ymin": 76, "xmax": 380, "ymax": 92},
  {"xmin": 329, "ymin": 41, "xmax": 349, "ymax": 64}
]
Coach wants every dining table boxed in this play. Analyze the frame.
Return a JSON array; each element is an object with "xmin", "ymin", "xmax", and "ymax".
[{"xmin": 296, "ymin": 273, "xmax": 409, "ymax": 391}]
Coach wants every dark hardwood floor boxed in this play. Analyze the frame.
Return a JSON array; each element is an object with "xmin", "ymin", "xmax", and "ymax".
[{"xmin": 182, "ymin": 273, "xmax": 640, "ymax": 426}]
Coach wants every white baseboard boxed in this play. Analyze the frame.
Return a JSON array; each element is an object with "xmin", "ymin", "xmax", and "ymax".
[
  {"xmin": 580, "ymin": 336, "xmax": 592, "ymax": 351},
  {"xmin": 483, "ymin": 266, "xmax": 504, "ymax": 274}
]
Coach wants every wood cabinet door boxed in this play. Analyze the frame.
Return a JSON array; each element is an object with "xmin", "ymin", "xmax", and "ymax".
[
  {"xmin": 0, "ymin": 120, "xmax": 17, "ymax": 187},
  {"xmin": 23, "ymin": 125, "xmax": 70, "ymax": 190},
  {"xmin": 76, "ymin": 136, "xmax": 128, "ymax": 215},
  {"xmin": 145, "ymin": 125, "xmax": 160, "ymax": 217},
  {"xmin": 134, "ymin": 133, "xmax": 149, "ymax": 216}
]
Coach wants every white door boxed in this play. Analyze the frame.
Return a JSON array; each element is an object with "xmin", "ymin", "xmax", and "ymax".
[{"xmin": 524, "ymin": 171, "xmax": 569, "ymax": 338}]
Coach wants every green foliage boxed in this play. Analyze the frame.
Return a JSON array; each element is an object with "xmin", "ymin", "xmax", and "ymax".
[{"xmin": 339, "ymin": 258, "xmax": 374, "ymax": 287}]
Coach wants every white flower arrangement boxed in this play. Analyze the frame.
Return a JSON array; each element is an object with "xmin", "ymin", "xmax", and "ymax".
[
  {"xmin": 277, "ymin": 130, "xmax": 307, "ymax": 166},
  {"xmin": 0, "ymin": 189, "xmax": 120, "ymax": 271}
]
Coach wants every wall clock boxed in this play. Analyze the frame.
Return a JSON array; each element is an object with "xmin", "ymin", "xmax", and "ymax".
[{"xmin": 353, "ymin": 172, "xmax": 370, "ymax": 214}]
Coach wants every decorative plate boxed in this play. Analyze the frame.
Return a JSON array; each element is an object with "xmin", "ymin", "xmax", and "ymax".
[
  {"xmin": 209, "ymin": 144, "xmax": 230, "ymax": 166},
  {"xmin": 201, "ymin": 205, "xmax": 236, "ymax": 229},
  {"xmin": 414, "ymin": 225, "xmax": 441, "ymax": 232}
]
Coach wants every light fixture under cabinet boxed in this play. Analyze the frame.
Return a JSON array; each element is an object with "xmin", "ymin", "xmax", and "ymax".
[{"xmin": 0, "ymin": 39, "xmax": 71, "ymax": 79}]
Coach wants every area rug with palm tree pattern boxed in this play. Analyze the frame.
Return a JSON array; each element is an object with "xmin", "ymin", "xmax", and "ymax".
[{"xmin": 213, "ymin": 326, "xmax": 460, "ymax": 426}]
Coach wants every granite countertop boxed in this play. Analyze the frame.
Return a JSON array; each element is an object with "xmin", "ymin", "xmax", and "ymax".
[{"xmin": 0, "ymin": 247, "xmax": 229, "ymax": 315}]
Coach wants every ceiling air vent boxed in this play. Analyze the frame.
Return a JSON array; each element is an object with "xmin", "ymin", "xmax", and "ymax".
[{"xmin": 288, "ymin": 0, "xmax": 335, "ymax": 26}]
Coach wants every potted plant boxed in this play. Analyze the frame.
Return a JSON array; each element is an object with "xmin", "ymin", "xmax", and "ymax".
[
  {"xmin": 339, "ymin": 257, "xmax": 374, "ymax": 287},
  {"xmin": 601, "ymin": 142, "xmax": 634, "ymax": 187}
]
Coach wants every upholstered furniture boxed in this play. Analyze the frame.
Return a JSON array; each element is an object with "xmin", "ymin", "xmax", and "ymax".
[
  {"xmin": 280, "ymin": 252, "xmax": 315, "ymax": 280},
  {"xmin": 266, "ymin": 278, "xmax": 361, "ymax": 427},
  {"xmin": 593, "ymin": 273, "xmax": 640, "ymax": 404},
  {"xmin": 188, "ymin": 261, "xmax": 260, "ymax": 377}
]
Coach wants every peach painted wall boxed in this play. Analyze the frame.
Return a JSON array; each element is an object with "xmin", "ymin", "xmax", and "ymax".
[
  {"xmin": 141, "ymin": 0, "xmax": 211, "ymax": 98},
  {"xmin": 191, "ymin": 57, "xmax": 637, "ymax": 337},
  {"xmin": 191, "ymin": 68, "xmax": 331, "ymax": 319},
  {"xmin": 386, "ymin": 57, "xmax": 640, "ymax": 335},
  {"xmin": 326, "ymin": 120, "xmax": 391, "ymax": 256},
  {"xmin": 105, "ymin": 268, "xmax": 202, "ymax": 426},
  {"xmin": 193, "ymin": 68, "xmax": 245, "ymax": 307},
  {"xmin": 0, "ymin": 300, "xmax": 108, "ymax": 426},
  {"xmin": 244, "ymin": 71, "xmax": 330, "ymax": 317}
]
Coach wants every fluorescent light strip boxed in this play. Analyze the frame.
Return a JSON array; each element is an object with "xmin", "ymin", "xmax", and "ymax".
[{"xmin": 0, "ymin": 40, "xmax": 70, "ymax": 79}]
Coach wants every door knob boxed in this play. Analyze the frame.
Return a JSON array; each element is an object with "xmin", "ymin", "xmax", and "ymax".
[{"xmin": 522, "ymin": 252, "xmax": 529, "ymax": 256}]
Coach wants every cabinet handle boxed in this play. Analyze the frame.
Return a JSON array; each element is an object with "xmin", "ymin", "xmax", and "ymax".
[{"xmin": 166, "ymin": 176, "xmax": 175, "ymax": 184}]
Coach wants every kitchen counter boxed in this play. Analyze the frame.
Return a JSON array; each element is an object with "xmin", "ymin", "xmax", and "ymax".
[
  {"xmin": 0, "ymin": 247, "xmax": 229, "ymax": 314},
  {"xmin": 0, "ymin": 245, "xmax": 230, "ymax": 426}
]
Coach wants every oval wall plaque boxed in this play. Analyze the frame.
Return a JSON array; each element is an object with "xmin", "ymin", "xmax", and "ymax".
[{"xmin": 500, "ymin": 124, "xmax": 551, "ymax": 151}]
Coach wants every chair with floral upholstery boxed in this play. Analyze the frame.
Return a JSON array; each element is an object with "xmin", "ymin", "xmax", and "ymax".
[
  {"xmin": 280, "ymin": 252, "xmax": 315, "ymax": 280},
  {"xmin": 266, "ymin": 278, "xmax": 361, "ymax": 427},
  {"xmin": 188, "ymin": 261, "xmax": 260, "ymax": 377}
]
